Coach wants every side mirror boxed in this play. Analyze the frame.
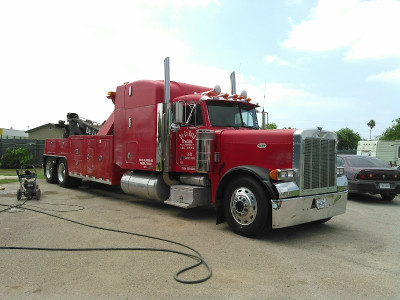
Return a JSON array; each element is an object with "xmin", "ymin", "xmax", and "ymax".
[{"xmin": 173, "ymin": 101, "xmax": 184, "ymax": 124}]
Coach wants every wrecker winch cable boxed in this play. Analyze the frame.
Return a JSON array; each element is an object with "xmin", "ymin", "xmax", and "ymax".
[{"xmin": 0, "ymin": 201, "xmax": 212, "ymax": 284}]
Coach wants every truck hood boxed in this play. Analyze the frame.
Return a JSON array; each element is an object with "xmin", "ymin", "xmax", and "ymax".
[{"xmin": 216, "ymin": 129, "xmax": 296, "ymax": 173}]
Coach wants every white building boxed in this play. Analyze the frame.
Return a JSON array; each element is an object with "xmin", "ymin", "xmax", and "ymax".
[
  {"xmin": 0, "ymin": 128, "xmax": 29, "ymax": 139},
  {"xmin": 357, "ymin": 140, "xmax": 400, "ymax": 168}
]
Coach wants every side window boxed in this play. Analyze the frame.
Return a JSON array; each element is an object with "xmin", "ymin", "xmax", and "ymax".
[
  {"xmin": 184, "ymin": 104, "xmax": 203, "ymax": 126},
  {"xmin": 241, "ymin": 110, "xmax": 255, "ymax": 127}
]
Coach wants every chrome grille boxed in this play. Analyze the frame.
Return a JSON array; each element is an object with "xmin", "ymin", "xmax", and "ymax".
[{"xmin": 303, "ymin": 138, "xmax": 336, "ymax": 190}]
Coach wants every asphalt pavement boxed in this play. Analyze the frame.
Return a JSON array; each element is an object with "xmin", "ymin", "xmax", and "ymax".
[{"xmin": 0, "ymin": 180, "xmax": 399, "ymax": 299}]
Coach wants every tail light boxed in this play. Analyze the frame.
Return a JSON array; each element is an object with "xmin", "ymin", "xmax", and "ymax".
[
  {"xmin": 357, "ymin": 170, "xmax": 400, "ymax": 181},
  {"xmin": 356, "ymin": 171, "xmax": 374, "ymax": 180}
]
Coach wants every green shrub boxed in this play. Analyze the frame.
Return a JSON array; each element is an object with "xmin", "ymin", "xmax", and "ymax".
[{"xmin": 0, "ymin": 147, "xmax": 33, "ymax": 169}]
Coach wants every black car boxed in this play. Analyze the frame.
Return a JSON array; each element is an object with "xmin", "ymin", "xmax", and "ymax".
[{"xmin": 337, "ymin": 155, "xmax": 400, "ymax": 201}]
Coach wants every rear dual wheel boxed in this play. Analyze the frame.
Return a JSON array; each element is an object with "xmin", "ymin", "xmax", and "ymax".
[
  {"xmin": 224, "ymin": 176, "xmax": 271, "ymax": 238},
  {"xmin": 44, "ymin": 158, "xmax": 57, "ymax": 184},
  {"xmin": 56, "ymin": 158, "xmax": 81, "ymax": 188}
]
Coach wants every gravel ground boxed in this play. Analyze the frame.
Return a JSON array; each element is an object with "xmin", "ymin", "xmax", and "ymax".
[{"xmin": 0, "ymin": 180, "xmax": 399, "ymax": 299}]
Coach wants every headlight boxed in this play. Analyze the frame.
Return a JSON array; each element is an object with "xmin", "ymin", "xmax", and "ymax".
[
  {"xmin": 270, "ymin": 169, "xmax": 296, "ymax": 181},
  {"xmin": 337, "ymin": 167, "xmax": 344, "ymax": 176}
]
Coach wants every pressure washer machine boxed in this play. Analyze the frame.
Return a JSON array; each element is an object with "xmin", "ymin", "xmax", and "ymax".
[{"xmin": 16, "ymin": 165, "xmax": 41, "ymax": 200}]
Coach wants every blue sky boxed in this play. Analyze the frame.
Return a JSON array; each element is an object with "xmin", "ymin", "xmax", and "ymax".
[{"xmin": 1, "ymin": 0, "xmax": 399, "ymax": 139}]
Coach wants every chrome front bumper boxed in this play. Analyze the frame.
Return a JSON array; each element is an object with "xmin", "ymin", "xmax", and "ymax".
[{"xmin": 270, "ymin": 176, "xmax": 348, "ymax": 229}]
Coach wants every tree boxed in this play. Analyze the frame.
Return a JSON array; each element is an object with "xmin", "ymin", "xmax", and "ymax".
[
  {"xmin": 367, "ymin": 120, "xmax": 375, "ymax": 140},
  {"xmin": 335, "ymin": 128, "xmax": 361, "ymax": 150},
  {"xmin": 380, "ymin": 118, "xmax": 400, "ymax": 140},
  {"xmin": 263, "ymin": 122, "xmax": 277, "ymax": 129},
  {"xmin": 0, "ymin": 147, "xmax": 33, "ymax": 169}
]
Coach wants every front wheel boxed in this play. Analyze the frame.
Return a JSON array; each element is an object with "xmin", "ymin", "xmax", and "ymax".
[{"xmin": 223, "ymin": 176, "xmax": 271, "ymax": 237}]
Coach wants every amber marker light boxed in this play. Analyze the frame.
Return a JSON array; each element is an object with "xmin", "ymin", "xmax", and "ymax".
[{"xmin": 107, "ymin": 91, "xmax": 116, "ymax": 99}]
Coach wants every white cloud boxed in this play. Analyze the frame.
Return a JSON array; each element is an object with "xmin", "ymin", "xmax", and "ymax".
[
  {"xmin": 264, "ymin": 56, "xmax": 290, "ymax": 66},
  {"xmin": 283, "ymin": 0, "xmax": 400, "ymax": 60},
  {"xmin": 0, "ymin": 0, "xmax": 218, "ymax": 130},
  {"xmin": 367, "ymin": 68, "xmax": 400, "ymax": 84}
]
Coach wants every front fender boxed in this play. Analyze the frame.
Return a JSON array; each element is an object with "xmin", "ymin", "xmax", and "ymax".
[{"xmin": 215, "ymin": 165, "xmax": 278, "ymax": 224}]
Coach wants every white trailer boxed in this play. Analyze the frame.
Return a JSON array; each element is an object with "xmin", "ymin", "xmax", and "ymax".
[{"xmin": 357, "ymin": 140, "xmax": 400, "ymax": 168}]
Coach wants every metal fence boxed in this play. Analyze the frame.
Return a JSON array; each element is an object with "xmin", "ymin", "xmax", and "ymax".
[
  {"xmin": 337, "ymin": 150, "xmax": 357, "ymax": 155},
  {"xmin": 0, "ymin": 139, "xmax": 45, "ymax": 166}
]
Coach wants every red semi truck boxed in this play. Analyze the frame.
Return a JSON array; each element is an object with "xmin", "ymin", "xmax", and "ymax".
[{"xmin": 43, "ymin": 58, "xmax": 348, "ymax": 237}]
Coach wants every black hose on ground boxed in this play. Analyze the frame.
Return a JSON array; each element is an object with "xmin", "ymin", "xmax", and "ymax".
[{"xmin": 0, "ymin": 201, "xmax": 212, "ymax": 284}]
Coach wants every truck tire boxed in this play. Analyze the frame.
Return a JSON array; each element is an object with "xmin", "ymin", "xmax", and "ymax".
[
  {"xmin": 44, "ymin": 158, "xmax": 57, "ymax": 184},
  {"xmin": 380, "ymin": 193, "xmax": 396, "ymax": 201},
  {"xmin": 57, "ymin": 158, "xmax": 71, "ymax": 188},
  {"xmin": 224, "ymin": 176, "xmax": 271, "ymax": 237}
]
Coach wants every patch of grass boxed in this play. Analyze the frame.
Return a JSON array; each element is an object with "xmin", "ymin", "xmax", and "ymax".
[
  {"xmin": 0, "ymin": 168, "xmax": 45, "ymax": 180},
  {"xmin": 0, "ymin": 178, "xmax": 19, "ymax": 184},
  {"xmin": 0, "ymin": 169, "xmax": 19, "ymax": 176}
]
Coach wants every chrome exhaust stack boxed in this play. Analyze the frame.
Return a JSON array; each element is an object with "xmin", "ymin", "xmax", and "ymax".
[
  {"xmin": 162, "ymin": 57, "xmax": 178, "ymax": 185},
  {"xmin": 230, "ymin": 71, "xmax": 236, "ymax": 95}
]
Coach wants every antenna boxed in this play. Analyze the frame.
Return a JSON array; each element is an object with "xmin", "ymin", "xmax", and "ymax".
[
  {"xmin": 261, "ymin": 82, "xmax": 266, "ymax": 129},
  {"xmin": 238, "ymin": 63, "xmax": 241, "ymax": 91},
  {"xmin": 263, "ymin": 81, "xmax": 266, "ymax": 113}
]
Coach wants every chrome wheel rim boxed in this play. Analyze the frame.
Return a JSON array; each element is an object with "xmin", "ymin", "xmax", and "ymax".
[
  {"xmin": 45, "ymin": 160, "xmax": 53, "ymax": 179},
  {"xmin": 230, "ymin": 187, "xmax": 258, "ymax": 225},
  {"xmin": 57, "ymin": 162, "xmax": 65, "ymax": 183}
]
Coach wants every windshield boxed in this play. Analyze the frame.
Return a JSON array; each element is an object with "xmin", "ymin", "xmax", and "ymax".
[
  {"xmin": 206, "ymin": 101, "xmax": 259, "ymax": 129},
  {"xmin": 346, "ymin": 156, "xmax": 390, "ymax": 168}
]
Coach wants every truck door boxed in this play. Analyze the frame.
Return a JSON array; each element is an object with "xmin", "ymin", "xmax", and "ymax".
[{"xmin": 175, "ymin": 103, "xmax": 203, "ymax": 171}]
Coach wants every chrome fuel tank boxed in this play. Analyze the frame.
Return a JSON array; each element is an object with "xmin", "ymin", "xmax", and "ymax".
[{"xmin": 121, "ymin": 171, "xmax": 170, "ymax": 202}]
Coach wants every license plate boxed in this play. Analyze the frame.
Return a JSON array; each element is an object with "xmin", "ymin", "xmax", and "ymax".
[
  {"xmin": 380, "ymin": 183, "xmax": 390, "ymax": 189},
  {"xmin": 316, "ymin": 198, "xmax": 327, "ymax": 209}
]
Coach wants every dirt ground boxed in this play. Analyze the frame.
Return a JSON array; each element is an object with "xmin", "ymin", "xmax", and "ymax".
[{"xmin": 0, "ymin": 180, "xmax": 399, "ymax": 299}]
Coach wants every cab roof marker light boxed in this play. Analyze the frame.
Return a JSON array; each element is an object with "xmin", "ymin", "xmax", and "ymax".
[
  {"xmin": 216, "ymin": 93, "xmax": 229, "ymax": 99},
  {"xmin": 201, "ymin": 90, "xmax": 214, "ymax": 96}
]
